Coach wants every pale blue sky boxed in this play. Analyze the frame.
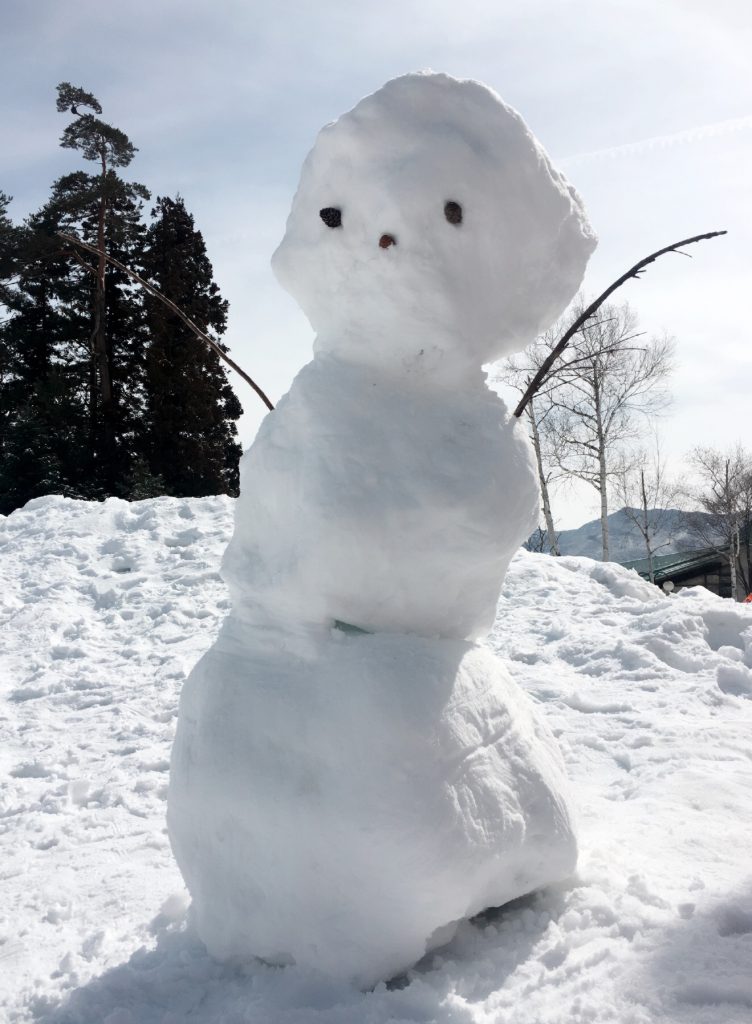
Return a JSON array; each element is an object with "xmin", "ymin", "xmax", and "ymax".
[{"xmin": 3, "ymin": 0, "xmax": 751, "ymax": 526}]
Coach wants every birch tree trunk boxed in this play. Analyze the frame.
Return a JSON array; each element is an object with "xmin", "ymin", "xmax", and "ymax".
[
  {"xmin": 640, "ymin": 469, "xmax": 655, "ymax": 583},
  {"xmin": 730, "ymin": 526, "xmax": 740, "ymax": 601},
  {"xmin": 594, "ymin": 371, "xmax": 610, "ymax": 561},
  {"xmin": 599, "ymin": 449, "xmax": 610, "ymax": 561},
  {"xmin": 528, "ymin": 400, "xmax": 560, "ymax": 555}
]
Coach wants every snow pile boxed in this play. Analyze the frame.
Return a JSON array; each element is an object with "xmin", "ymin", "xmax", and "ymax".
[
  {"xmin": 3, "ymin": 497, "xmax": 752, "ymax": 1021},
  {"xmin": 0, "ymin": 496, "xmax": 231, "ymax": 1022},
  {"xmin": 169, "ymin": 71, "xmax": 595, "ymax": 986}
]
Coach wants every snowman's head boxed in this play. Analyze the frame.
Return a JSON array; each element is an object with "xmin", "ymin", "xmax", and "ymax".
[{"xmin": 273, "ymin": 72, "xmax": 596, "ymax": 376}]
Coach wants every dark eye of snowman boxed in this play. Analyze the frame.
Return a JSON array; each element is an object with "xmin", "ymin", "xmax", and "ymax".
[
  {"xmin": 444, "ymin": 201, "xmax": 463, "ymax": 225},
  {"xmin": 319, "ymin": 207, "xmax": 342, "ymax": 228}
]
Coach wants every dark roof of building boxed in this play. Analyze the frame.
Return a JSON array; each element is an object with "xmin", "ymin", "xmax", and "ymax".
[{"xmin": 621, "ymin": 546, "xmax": 725, "ymax": 583}]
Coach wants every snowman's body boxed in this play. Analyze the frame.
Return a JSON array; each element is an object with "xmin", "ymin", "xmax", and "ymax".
[
  {"xmin": 224, "ymin": 356, "xmax": 538, "ymax": 639},
  {"xmin": 168, "ymin": 72, "xmax": 596, "ymax": 987}
]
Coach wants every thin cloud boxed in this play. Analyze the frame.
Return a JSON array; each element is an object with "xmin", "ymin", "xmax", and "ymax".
[{"xmin": 559, "ymin": 113, "xmax": 752, "ymax": 167}]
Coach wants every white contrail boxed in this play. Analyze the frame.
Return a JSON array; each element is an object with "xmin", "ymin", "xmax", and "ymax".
[{"xmin": 558, "ymin": 114, "xmax": 752, "ymax": 168}]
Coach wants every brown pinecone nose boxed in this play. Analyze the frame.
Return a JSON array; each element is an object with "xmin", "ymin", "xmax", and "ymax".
[{"xmin": 379, "ymin": 234, "xmax": 396, "ymax": 249}]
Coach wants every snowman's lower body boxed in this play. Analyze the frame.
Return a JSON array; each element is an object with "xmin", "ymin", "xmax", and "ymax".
[{"xmin": 167, "ymin": 616, "xmax": 576, "ymax": 988}]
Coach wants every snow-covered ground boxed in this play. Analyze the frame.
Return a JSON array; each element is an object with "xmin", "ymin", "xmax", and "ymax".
[{"xmin": 3, "ymin": 495, "xmax": 752, "ymax": 1023}]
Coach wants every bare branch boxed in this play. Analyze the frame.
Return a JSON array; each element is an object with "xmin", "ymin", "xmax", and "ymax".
[
  {"xmin": 613, "ymin": 438, "xmax": 680, "ymax": 581},
  {"xmin": 513, "ymin": 229, "xmax": 727, "ymax": 418},
  {"xmin": 66, "ymin": 246, "xmax": 98, "ymax": 278},
  {"xmin": 57, "ymin": 231, "xmax": 275, "ymax": 412}
]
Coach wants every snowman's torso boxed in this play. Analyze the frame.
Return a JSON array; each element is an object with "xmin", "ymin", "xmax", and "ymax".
[{"xmin": 224, "ymin": 354, "xmax": 539, "ymax": 639}]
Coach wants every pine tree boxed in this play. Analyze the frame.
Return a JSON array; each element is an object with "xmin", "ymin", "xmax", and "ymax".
[
  {"xmin": 0, "ymin": 374, "xmax": 85, "ymax": 515},
  {"xmin": 141, "ymin": 196, "xmax": 242, "ymax": 496},
  {"xmin": 2, "ymin": 88, "xmax": 243, "ymax": 515},
  {"xmin": 50, "ymin": 171, "xmax": 150, "ymax": 493},
  {"xmin": 0, "ymin": 191, "xmax": 17, "ymax": 288},
  {"xmin": 0, "ymin": 173, "xmax": 150, "ymax": 510},
  {"xmin": 0, "ymin": 191, "xmax": 22, "ymax": 504},
  {"xmin": 1, "ymin": 190, "xmax": 18, "ymax": 389},
  {"xmin": 53, "ymin": 83, "xmax": 150, "ymax": 494},
  {"xmin": 0, "ymin": 198, "xmax": 88, "ymax": 512}
]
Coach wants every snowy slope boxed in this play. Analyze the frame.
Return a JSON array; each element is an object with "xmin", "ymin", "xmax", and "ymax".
[
  {"xmin": 554, "ymin": 507, "xmax": 712, "ymax": 562},
  {"xmin": 3, "ymin": 496, "xmax": 752, "ymax": 1023}
]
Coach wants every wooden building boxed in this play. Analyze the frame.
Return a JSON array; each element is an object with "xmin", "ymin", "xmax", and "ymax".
[{"xmin": 621, "ymin": 545, "xmax": 750, "ymax": 601}]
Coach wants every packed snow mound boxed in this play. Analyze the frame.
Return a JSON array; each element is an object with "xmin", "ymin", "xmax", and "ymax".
[
  {"xmin": 272, "ymin": 71, "xmax": 596, "ymax": 373},
  {"xmin": 496, "ymin": 552, "xmax": 752, "ymax": 702},
  {"xmin": 4, "ymin": 497, "xmax": 752, "ymax": 1022},
  {"xmin": 225, "ymin": 357, "xmax": 538, "ymax": 638},
  {"xmin": 169, "ymin": 623, "xmax": 576, "ymax": 987}
]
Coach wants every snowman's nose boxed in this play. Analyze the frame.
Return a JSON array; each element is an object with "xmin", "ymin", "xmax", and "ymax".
[{"xmin": 379, "ymin": 233, "xmax": 396, "ymax": 249}]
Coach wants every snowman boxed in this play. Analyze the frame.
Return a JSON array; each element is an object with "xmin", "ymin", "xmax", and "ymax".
[{"xmin": 168, "ymin": 72, "xmax": 596, "ymax": 987}]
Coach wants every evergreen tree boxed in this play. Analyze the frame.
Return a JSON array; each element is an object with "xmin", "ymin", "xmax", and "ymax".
[
  {"xmin": 141, "ymin": 196, "xmax": 242, "ymax": 496},
  {"xmin": 0, "ymin": 191, "xmax": 18, "ymax": 289},
  {"xmin": 0, "ymin": 199, "xmax": 88, "ymax": 512},
  {"xmin": 53, "ymin": 83, "xmax": 150, "ymax": 493},
  {"xmin": 0, "ymin": 191, "xmax": 20, "ymax": 501},
  {"xmin": 1, "ymin": 88, "xmax": 243, "ymax": 514},
  {"xmin": 1, "ymin": 190, "xmax": 18, "ymax": 391},
  {"xmin": 0, "ymin": 173, "xmax": 150, "ymax": 508},
  {"xmin": 0, "ymin": 374, "xmax": 85, "ymax": 515},
  {"xmin": 47, "ymin": 170, "xmax": 150, "ymax": 494}
]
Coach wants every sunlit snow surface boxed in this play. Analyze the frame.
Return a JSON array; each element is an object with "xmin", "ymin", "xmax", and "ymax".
[{"xmin": 3, "ymin": 495, "xmax": 752, "ymax": 1023}]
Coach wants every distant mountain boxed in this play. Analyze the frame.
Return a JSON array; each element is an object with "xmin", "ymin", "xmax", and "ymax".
[{"xmin": 544, "ymin": 508, "xmax": 717, "ymax": 563}]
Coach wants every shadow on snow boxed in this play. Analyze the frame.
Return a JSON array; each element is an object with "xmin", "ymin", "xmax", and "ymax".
[{"xmin": 33, "ymin": 892, "xmax": 557, "ymax": 1024}]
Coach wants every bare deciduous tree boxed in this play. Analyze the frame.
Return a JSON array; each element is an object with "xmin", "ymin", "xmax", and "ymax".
[
  {"xmin": 523, "ymin": 526, "xmax": 552, "ymax": 554},
  {"xmin": 613, "ymin": 440, "xmax": 679, "ymax": 582},
  {"xmin": 551, "ymin": 300, "xmax": 675, "ymax": 561},
  {"xmin": 499, "ymin": 330, "xmax": 572, "ymax": 555},
  {"xmin": 683, "ymin": 444, "xmax": 752, "ymax": 601},
  {"xmin": 514, "ymin": 230, "xmax": 726, "ymax": 419}
]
